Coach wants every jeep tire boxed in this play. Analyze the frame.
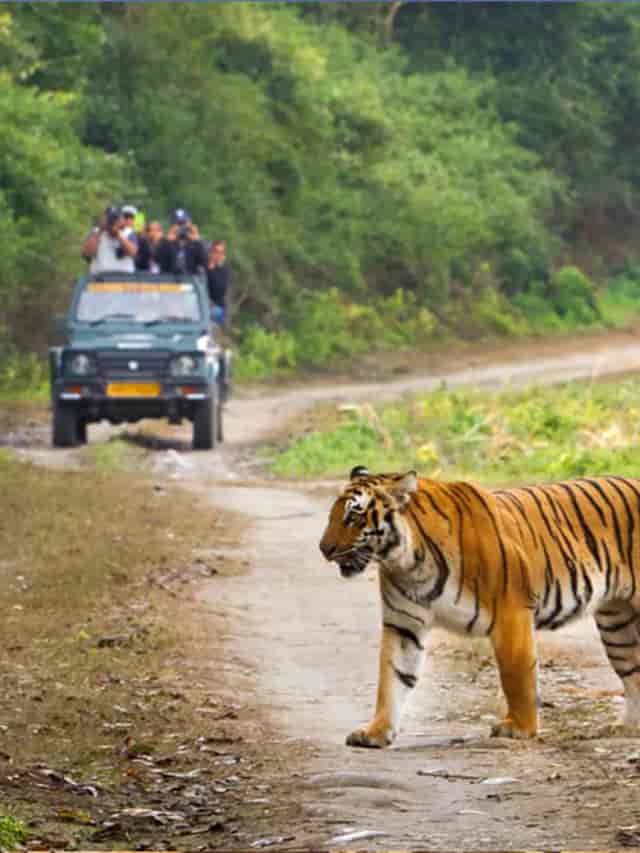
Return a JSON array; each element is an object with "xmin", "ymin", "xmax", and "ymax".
[
  {"xmin": 52, "ymin": 402, "xmax": 79, "ymax": 447},
  {"xmin": 193, "ymin": 387, "xmax": 218, "ymax": 450}
]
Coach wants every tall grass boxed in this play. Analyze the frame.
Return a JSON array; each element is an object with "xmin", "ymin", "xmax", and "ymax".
[
  {"xmin": 270, "ymin": 378, "xmax": 640, "ymax": 483},
  {"xmin": 0, "ymin": 351, "xmax": 49, "ymax": 401}
]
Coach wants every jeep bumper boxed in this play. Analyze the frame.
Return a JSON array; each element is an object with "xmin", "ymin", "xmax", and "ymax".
[{"xmin": 51, "ymin": 379, "xmax": 214, "ymax": 425}]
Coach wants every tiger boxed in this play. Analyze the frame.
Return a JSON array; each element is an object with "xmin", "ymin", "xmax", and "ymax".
[{"xmin": 319, "ymin": 465, "xmax": 640, "ymax": 747}]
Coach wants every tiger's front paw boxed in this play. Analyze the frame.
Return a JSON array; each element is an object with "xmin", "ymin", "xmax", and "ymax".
[
  {"xmin": 346, "ymin": 724, "xmax": 395, "ymax": 749},
  {"xmin": 490, "ymin": 717, "xmax": 536, "ymax": 739}
]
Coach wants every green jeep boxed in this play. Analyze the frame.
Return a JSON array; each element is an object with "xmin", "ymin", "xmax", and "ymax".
[{"xmin": 49, "ymin": 272, "xmax": 231, "ymax": 450}]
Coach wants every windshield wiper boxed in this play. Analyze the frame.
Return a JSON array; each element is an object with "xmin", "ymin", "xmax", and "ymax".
[
  {"xmin": 144, "ymin": 315, "xmax": 196, "ymax": 326},
  {"xmin": 89, "ymin": 313, "xmax": 136, "ymax": 326}
]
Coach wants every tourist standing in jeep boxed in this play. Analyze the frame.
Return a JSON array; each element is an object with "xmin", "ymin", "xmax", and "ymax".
[
  {"xmin": 82, "ymin": 206, "xmax": 138, "ymax": 274},
  {"xmin": 136, "ymin": 221, "xmax": 165, "ymax": 273},
  {"xmin": 156, "ymin": 209, "xmax": 207, "ymax": 276}
]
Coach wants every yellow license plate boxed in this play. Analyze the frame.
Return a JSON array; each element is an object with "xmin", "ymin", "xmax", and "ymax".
[{"xmin": 106, "ymin": 382, "xmax": 161, "ymax": 398}]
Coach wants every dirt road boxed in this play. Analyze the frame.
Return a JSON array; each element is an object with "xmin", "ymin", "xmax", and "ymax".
[
  {"xmin": 153, "ymin": 333, "xmax": 640, "ymax": 850},
  {"xmin": 10, "ymin": 332, "xmax": 640, "ymax": 849}
]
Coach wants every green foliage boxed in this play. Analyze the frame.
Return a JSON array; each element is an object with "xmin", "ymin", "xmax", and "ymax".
[
  {"xmin": 508, "ymin": 266, "xmax": 603, "ymax": 335},
  {"xmin": 394, "ymin": 5, "xmax": 640, "ymax": 215},
  {"xmin": 511, "ymin": 284, "xmax": 570, "ymax": 334},
  {"xmin": 82, "ymin": 438, "xmax": 138, "ymax": 473},
  {"xmin": 287, "ymin": 288, "xmax": 440, "ymax": 366},
  {"xmin": 465, "ymin": 286, "xmax": 530, "ymax": 337},
  {"xmin": 0, "ymin": 351, "xmax": 49, "ymax": 401},
  {"xmin": 236, "ymin": 269, "xmax": 640, "ymax": 381},
  {"xmin": 0, "ymin": 814, "xmax": 27, "ymax": 850},
  {"xmin": 4, "ymin": 3, "xmax": 640, "ymax": 370},
  {"xmin": 236, "ymin": 326, "xmax": 297, "ymax": 381},
  {"xmin": 273, "ymin": 420, "xmax": 380, "ymax": 477},
  {"xmin": 1, "ymin": 3, "xmax": 559, "ymax": 360},
  {"xmin": 0, "ymin": 61, "xmax": 129, "ymax": 352},
  {"xmin": 237, "ymin": 287, "xmax": 440, "ymax": 379},
  {"xmin": 548, "ymin": 266, "xmax": 600, "ymax": 324},
  {"xmin": 599, "ymin": 273, "xmax": 640, "ymax": 327},
  {"xmin": 271, "ymin": 378, "xmax": 640, "ymax": 483}
]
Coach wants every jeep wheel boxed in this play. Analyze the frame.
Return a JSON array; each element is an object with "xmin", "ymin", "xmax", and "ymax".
[
  {"xmin": 52, "ymin": 402, "xmax": 79, "ymax": 447},
  {"xmin": 193, "ymin": 388, "xmax": 218, "ymax": 450},
  {"xmin": 77, "ymin": 418, "xmax": 88, "ymax": 445}
]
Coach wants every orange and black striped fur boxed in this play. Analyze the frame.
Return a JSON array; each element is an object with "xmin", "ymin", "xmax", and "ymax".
[{"xmin": 319, "ymin": 466, "xmax": 640, "ymax": 747}]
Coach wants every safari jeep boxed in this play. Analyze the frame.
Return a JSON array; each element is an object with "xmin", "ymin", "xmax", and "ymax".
[{"xmin": 49, "ymin": 272, "xmax": 231, "ymax": 450}]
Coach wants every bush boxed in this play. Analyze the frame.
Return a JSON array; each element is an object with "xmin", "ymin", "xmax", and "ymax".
[
  {"xmin": 599, "ymin": 273, "xmax": 640, "ymax": 327},
  {"xmin": 548, "ymin": 266, "xmax": 600, "ymax": 324},
  {"xmin": 288, "ymin": 288, "xmax": 358, "ymax": 367},
  {"xmin": 512, "ymin": 282, "xmax": 569, "ymax": 333},
  {"xmin": 0, "ymin": 815, "xmax": 27, "ymax": 850},
  {"xmin": 500, "ymin": 247, "xmax": 538, "ymax": 297},
  {"xmin": 470, "ymin": 287, "xmax": 529, "ymax": 337},
  {"xmin": 237, "ymin": 287, "xmax": 440, "ymax": 380},
  {"xmin": 0, "ymin": 350, "xmax": 49, "ymax": 400},
  {"xmin": 236, "ymin": 326, "xmax": 298, "ymax": 380}
]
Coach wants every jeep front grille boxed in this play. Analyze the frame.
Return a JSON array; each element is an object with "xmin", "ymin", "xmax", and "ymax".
[{"xmin": 96, "ymin": 350, "xmax": 171, "ymax": 379}]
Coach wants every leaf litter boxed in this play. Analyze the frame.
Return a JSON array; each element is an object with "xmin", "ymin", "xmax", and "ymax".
[{"xmin": 0, "ymin": 454, "xmax": 308, "ymax": 850}]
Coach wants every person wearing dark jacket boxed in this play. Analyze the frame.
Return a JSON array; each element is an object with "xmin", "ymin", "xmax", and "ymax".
[
  {"xmin": 135, "ymin": 221, "xmax": 164, "ymax": 273},
  {"xmin": 206, "ymin": 240, "xmax": 231, "ymax": 325},
  {"xmin": 156, "ymin": 209, "xmax": 207, "ymax": 276}
]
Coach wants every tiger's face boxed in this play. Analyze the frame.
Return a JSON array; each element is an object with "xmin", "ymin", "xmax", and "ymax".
[{"xmin": 319, "ymin": 466, "xmax": 417, "ymax": 578}]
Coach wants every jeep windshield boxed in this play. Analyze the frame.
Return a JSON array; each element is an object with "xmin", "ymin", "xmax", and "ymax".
[{"xmin": 75, "ymin": 281, "xmax": 203, "ymax": 325}]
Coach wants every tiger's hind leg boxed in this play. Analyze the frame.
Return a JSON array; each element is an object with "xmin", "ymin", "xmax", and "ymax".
[
  {"xmin": 491, "ymin": 608, "xmax": 538, "ymax": 738},
  {"xmin": 596, "ymin": 602, "xmax": 640, "ymax": 726}
]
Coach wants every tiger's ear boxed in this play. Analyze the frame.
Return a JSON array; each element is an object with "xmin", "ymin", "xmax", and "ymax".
[
  {"xmin": 388, "ymin": 471, "xmax": 417, "ymax": 506},
  {"xmin": 350, "ymin": 465, "xmax": 369, "ymax": 480}
]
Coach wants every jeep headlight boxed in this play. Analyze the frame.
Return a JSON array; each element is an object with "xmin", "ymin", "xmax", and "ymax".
[
  {"xmin": 68, "ymin": 353, "xmax": 95, "ymax": 375},
  {"xmin": 170, "ymin": 354, "xmax": 198, "ymax": 376}
]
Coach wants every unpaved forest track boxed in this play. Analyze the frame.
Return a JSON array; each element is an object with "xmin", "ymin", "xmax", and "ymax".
[
  {"xmin": 8, "ymin": 332, "xmax": 640, "ymax": 849},
  {"xmin": 168, "ymin": 334, "xmax": 640, "ymax": 850}
]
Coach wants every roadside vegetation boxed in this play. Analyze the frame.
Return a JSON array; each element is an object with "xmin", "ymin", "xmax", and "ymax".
[
  {"xmin": 79, "ymin": 436, "xmax": 142, "ymax": 472},
  {"xmin": 0, "ymin": 815, "xmax": 27, "ymax": 850},
  {"xmin": 235, "ymin": 270, "xmax": 640, "ymax": 380},
  {"xmin": 270, "ymin": 377, "xmax": 640, "ymax": 484},
  {"xmin": 4, "ymin": 5, "xmax": 640, "ymax": 385},
  {"xmin": 0, "ymin": 353, "xmax": 49, "ymax": 402}
]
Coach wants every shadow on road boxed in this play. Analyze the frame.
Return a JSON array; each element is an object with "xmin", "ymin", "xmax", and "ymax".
[{"xmin": 119, "ymin": 428, "xmax": 192, "ymax": 453}]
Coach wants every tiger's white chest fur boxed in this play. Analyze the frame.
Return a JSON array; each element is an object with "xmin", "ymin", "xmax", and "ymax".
[{"xmin": 378, "ymin": 519, "xmax": 493, "ymax": 638}]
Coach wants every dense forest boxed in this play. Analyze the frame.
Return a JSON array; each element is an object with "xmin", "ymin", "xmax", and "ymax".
[{"xmin": 3, "ymin": 3, "xmax": 640, "ymax": 376}]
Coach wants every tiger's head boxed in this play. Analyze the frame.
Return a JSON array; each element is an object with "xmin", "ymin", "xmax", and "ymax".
[{"xmin": 319, "ymin": 465, "xmax": 417, "ymax": 578}]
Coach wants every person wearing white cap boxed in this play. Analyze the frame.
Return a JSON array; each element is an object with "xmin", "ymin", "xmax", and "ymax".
[{"xmin": 156, "ymin": 208, "xmax": 207, "ymax": 276}]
